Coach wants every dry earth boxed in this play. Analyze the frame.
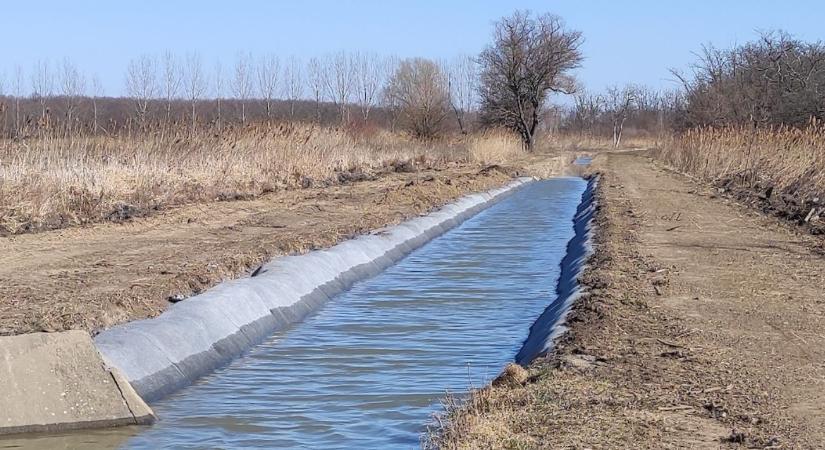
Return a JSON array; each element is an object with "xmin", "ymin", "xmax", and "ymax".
[
  {"xmin": 434, "ymin": 151, "xmax": 825, "ymax": 449},
  {"xmin": 0, "ymin": 164, "xmax": 513, "ymax": 335},
  {"xmin": 0, "ymin": 152, "xmax": 570, "ymax": 337}
]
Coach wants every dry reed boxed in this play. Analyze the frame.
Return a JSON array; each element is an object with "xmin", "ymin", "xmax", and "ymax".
[
  {"xmin": 0, "ymin": 123, "xmax": 491, "ymax": 234},
  {"xmin": 655, "ymin": 125, "xmax": 825, "ymax": 203}
]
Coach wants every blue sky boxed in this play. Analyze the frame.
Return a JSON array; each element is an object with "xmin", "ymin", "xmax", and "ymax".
[{"xmin": 1, "ymin": 0, "xmax": 823, "ymax": 97}]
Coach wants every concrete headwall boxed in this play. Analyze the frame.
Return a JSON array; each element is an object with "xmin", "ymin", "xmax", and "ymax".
[
  {"xmin": 95, "ymin": 177, "xmax": 535, "ymax": 402},
  {"xmin": 515, "ymin": 175, "xmax": 599, "ymax": 365},
  {"xmin": 0, "ymin": 331, "xmax": 155, "ymax": 436}
]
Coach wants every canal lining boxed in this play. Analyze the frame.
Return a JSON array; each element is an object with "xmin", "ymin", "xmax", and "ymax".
[
  {"xmin": 515, "ymin": 175, "xmax": 599, "ymax": 365},
  {"xmin": 94, "ymin": 177, "xmax": 535, "ymax": 402}
]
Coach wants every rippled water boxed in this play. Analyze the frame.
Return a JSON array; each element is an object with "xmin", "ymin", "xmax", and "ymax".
[{"xmin": 1, "ymin": 178, "xmax": 585, "ymax": 450}]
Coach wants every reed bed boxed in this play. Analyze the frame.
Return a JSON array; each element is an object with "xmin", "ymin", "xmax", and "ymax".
[
  {"xmin": 0, "ymin": 123, "xmax": 517, "ymax": 235},
  {"xmin": 656, "ymin": 125, "xmax": 825, "ymax": 204},
  {"xmin": 466, "ymin": 130, "xmax": 525, "ymax": 164}
]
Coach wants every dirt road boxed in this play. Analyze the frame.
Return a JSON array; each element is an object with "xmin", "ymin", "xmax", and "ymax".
[{"xmin": 437, "ymin": 151, "xmax": 825, "ymax": 449}]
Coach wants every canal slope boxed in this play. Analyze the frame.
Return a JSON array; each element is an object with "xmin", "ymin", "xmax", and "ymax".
[
  {"xmin": 118, "ymin": 178, "xmax": 588, "ymax": 449},
  {"xmin": 432, "ymin": 151, "xmax": 825, "ymax": 449}
]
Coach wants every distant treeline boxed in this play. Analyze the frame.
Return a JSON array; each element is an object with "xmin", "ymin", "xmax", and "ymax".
[{"xmin": 559, "ymin": 30, "xmax": 825, "ymax": 146}]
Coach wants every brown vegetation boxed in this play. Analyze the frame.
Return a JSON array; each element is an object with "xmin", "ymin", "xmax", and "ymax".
[
  {"xmin": 0, "ymin": 123, "xmax": 524, "ymax": 235},
  {"xmin": 655, "ymin": 125, "xmax": 825, "ymax": 233}
]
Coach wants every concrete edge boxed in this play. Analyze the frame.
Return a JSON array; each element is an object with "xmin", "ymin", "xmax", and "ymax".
[
  {"xmin": 95, "ymin": 177, "xmax": 536, "ymax": 402},
  {"xmin": 0, "ymin": 331, "xmax": 155, "ymax": 437},
  {"xmin": 515, "ymin": 175, "xmax": 599, "ymax": 365}
]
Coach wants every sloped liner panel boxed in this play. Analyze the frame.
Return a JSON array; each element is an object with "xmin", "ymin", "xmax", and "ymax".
[
  {"xmin": 95, "ymin": 177, "xmax": 534, "ymax": 402},
  {"xmin": 515, "ymin": 176, "xmax": 599, "ymax": 365}
]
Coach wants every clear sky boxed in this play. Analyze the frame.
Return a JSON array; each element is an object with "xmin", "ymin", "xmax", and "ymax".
[{"xmin": 1, "ymin": 0, "xmax": 823, "ymax": 97}]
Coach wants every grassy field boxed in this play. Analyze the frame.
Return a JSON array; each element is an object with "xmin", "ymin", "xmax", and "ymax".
[{"xmin": 0, "ymin": 125, "xmax": 523, "ymax": 235}]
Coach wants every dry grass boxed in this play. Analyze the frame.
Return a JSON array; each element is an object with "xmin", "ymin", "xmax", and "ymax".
[
  {"xmin": 0, "ymin": 123, "xmax": 523, "ymax": 235},
  {"xmin": 466, "ymin": 130, "xmax": 525, "ymax": 164},
  {"xmin": 540, "ymin": 133, "xmax": 660, "ymax": 152},
  {"xmin": 655, "ymin": 125, "xmax": 825, "ymax": 209}
]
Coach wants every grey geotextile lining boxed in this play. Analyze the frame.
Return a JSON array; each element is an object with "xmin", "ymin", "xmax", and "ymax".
[
  {"xmin": 515, "ymin": 175, "xmax": 599, "ymax": 365},
  {"xmin": 95, "ymin": 177, "xmax": 534, "ymax": 402}
]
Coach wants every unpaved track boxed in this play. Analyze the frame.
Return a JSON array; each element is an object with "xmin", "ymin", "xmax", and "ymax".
[{"xmin": 591, "ymin": 151, "xmax": 825, "ymax": 447}]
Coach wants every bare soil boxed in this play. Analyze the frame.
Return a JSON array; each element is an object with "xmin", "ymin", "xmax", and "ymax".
[
  {"xmin": 0, "ymin": 163, "xmax": 521, "ymax": 336},
  {"xmin": 433, "ymin": 151, "xmax": 825, "ymax": 449}
]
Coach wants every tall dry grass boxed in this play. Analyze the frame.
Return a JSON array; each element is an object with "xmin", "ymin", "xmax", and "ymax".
[
  {"xmin": 0, "ymin": 123, "xmax": 508, "ymax": 234},
  {"xmin": 466, "ymin": 130, "xmax": 525, "ymax": 164},
  {"xmin": 656, "ymin": 125, "xmax": 825, "ymax": 203}
]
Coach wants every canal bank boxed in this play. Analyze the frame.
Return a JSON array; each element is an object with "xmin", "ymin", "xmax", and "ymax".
[
  {"xmin": 119, "ymin": 177, "xmax": 592, "ymax": 449},
  {"xmin": 93, "ymin": 177, "xmax": 535, "ymax": 404},
  {"xmin": 0, "ymin": 158, "xmax": 600, "ymax": 446},
  {"xmin": 432, "ymin": 151, "xmax": 825, "ymax": 449}
]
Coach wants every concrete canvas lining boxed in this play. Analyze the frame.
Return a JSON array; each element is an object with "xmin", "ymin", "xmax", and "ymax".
[
  {"xmin": 94, "ymin": 177, "xmax": 535, "ymax": 402},
  {"xmin": 515, "ymin": 175, "xmax": 599, "ymax": 365}
]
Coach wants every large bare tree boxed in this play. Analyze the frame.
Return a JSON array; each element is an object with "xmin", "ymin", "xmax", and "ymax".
[
  {"xmin": 478, "ymin": 11, "xmax": 583, "ymax": 149},
  {"xmin": 384, "ymin": 58, "xmax": 449, "ymax": 138}
]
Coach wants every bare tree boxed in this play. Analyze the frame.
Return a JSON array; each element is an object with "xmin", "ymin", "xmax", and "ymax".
[
  {"xmin": 232, "ymin": 52, "xmax": 253, "ymax": 124},
  {"xmin": 12, "ymin": 66, "xmax": 23, "ymax": 136},
  {"xmin": 0, "ymin": 71, "xmax": 6, "ymax": 136},
  {"xmin": 256, "ymin": 54, "xmax": 280, "ymax": 120},
  {"xmin": 446, "ymin": 55, "xmax": 478, "ymax": 134},
  {"xmin": 323, "ymin": 52, "xmax": 354, "ymax": 124},
  {"xmin": 604, "ymin": 85, "xmax": 637, "ymax": 148},
  {"xmin": 674, "ymin": 30, "xmax": 825, "ymax": 128},
  {"xmin": 307, "ymin": 57, "xmax": 325, "ymax": 122},
  {"xmin": 353, "ymin": 52, "xmax": 386, "ymax": 123},
  {"xmin": 161, "ymin": 51, "xmax": 183, "ymax": 124},
  {"xmin": 31, "ymin": 60, "xmax": 54, "ymax": 124},
  {"xmin": 184, "ymin": 52, "xmax": 208, "ymax": 132},
  {"xmin": 90, "ymin": 75, "xmax": 104, "ymax": 133},
  {"xmin": 214, "ymin": 61, "xmax": 224, "ymax": 130},
  {"xmin": 571, "ymin": 90, "xmax": 604, "ymax": 135},
  {"xmin": 59, "ymin": 58, "xmax": 85, "ymax": 132},
  {"xmin": 126, "ymin": 54, "xmax": 158, "ymax": 126},
  {"xmin": 384, "ymin": 58, "xmax": 450, "ymax": 138},
  {"xmin": 478, "ymin": 11, "xmax": 583, "ymax": 149},
  {"xmin": 283, "ymin": 56, "xmax": 303, "ymax": 118}
]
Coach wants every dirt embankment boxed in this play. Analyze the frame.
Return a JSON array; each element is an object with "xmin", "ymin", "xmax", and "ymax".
[
  {"xmin": 0, "ymin": 163, "xmax": 521, "ymax": 336},
  {"xmin": 432, "ymin": 151, "xmax": 825, "ymax": 449}
]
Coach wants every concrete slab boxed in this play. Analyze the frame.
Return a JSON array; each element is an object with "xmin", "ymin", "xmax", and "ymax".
[{"xmin": 0, "ymin": 331, "xmax": 155, "ymax": 436}]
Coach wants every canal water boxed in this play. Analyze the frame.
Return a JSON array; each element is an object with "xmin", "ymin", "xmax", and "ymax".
[{"xmin": 1, "ymin": 177, "xmax": 586, "ymax": 450}]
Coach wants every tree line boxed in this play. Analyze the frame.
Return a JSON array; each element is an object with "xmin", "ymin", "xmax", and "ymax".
[
  {"xmin": 0, "ymin": 11, "xmax": 587, "ymax": 151},
  {"xmin": 6, "ymin": 12, "xmax": 813, "ymax": 149}
]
